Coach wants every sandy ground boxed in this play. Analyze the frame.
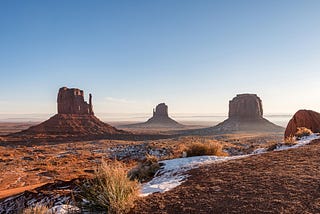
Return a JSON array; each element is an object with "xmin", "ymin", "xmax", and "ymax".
[
  {"xmin": 132, "ymin": 139, "xmax": 320, "ymax": 214},
  {"xmin": 0, "ymin": 122, "xmax": 283, "ymax": 201}
]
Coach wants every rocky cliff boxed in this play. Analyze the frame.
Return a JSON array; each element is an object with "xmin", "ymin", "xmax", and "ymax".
[{"xmin": 57, "ymin": 87, "xmax": 93, "ymax": 115}]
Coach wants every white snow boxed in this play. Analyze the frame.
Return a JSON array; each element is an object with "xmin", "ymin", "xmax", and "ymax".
[
  {"xmin": 140, "ymin": 134, "xmax": 320, "ymax": 196},
  {"xmin": 275, "ymin": 134, "xmax": 319, "ymax": 151}
]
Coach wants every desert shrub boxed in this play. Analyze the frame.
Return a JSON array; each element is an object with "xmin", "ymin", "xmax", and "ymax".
[
  {"xmin": 128, "ymin": 154, "xmax": 161, "ymax": 182},
  {"xmin": 79, "ymin": 160, "xmax": 139, "ymax": 214},
  {"xmin": 185, "ymin": 141, "xmax": 227, "ymax": 157},
  {"xmin": 295, "ymin": 127, "xmax": 313, "ymax": 139},
  {"xmin": 22, "ymin": 204, "xmax": 49, "ymax": 214},
  {"xmin": 283, "ymin": 135, "xmax": 297, "ymax": 146}
]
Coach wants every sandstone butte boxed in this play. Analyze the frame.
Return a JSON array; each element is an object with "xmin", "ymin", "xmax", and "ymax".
[
  {"xmin": 189, "ymin": 94, "xmax": 284, "ymax": 135},
  {"xmin": 284, "ymin": 109, "xmax": 320, "ymax": 138},
  {"xmin": 123, "ymin": 103, "xmax": 184, "ymax": 129},
  {"xmin": 213, "ymin": 93, "xmax": 283, "ymax": 132},
  {"xmin": 8, "ymin": 87, "xmax": 127, "ymax": 139}
]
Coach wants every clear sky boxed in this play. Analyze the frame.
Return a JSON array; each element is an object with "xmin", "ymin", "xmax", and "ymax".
[{"xmin": 0, "ymin": 0, "xmax": 319, "ymax": 115}]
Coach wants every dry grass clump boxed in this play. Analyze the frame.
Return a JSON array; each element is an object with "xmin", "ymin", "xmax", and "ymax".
[
  {"xmin": 79, "ymin": 160, "xmax": 139, "ymax": 214},
  {"xmin": 185, "ymin": 141, "xmax": 227, "ymax": 157},
  {"xmin": 283, "ymin": 135, "xmax": 297, "ymax": 146},
  {"xmin": 128, "ymin": 154, "xmax": 161, "ymax": 182},
  {"xmin": 22, "ymin": 204, "xmax": 49, "ymax": 214},
  {"xmin": 295, "ymin": 127, "xmax": 313, "ymax": 139}
]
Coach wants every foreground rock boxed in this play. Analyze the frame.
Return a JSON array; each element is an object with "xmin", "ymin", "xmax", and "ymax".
[
  {"xmin": 122, "ymin": 103, "xmax": 184, "ymax": 129},
  {"xmin": 285, "ymin": 109, "xmax": 320, "ymax": 138},
  {"xmin": 6, "ymin": 87, "xmax": 128, "ymax": 141}
]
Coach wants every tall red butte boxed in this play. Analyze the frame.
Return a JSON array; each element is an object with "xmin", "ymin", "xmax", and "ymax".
[
  {"xmin": 8, "ymin": 87, "xmax": 127, "ymax": 140},
  {"xmin": 284, "ymin": 110, "xmax": 320, "ymax": 138}
]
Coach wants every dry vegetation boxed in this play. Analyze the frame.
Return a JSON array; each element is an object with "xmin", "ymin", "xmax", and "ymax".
[
  {"xmin": 295, "ymin": 127, "xmax": 313, "ymax": 139},
  {"xmin": 185, "ymin": 140, "xmax": 227, "ymax": 157},
  {"xmin": 128, "ymin": 155, "xmax": 161, "ymax": 182},
  {"xmin": 22, "ymin": 204, "xmax": 49, "ymax": 214},
  {"xmin": 79, "ymin": 160, "xmax": 139, "ymax": 214}
]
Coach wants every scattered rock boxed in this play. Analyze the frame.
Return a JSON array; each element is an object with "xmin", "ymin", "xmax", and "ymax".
[{"xmin": 285, "ymin": 110, "xmax": 320, "ymax": 138}]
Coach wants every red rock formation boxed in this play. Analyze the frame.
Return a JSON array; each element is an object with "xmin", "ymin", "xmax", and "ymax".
[
  {"xmin": 207, "ymin": 94, "xmax": 283, "ymax": 133},
  {"xmin": 57, "ymin": 87, "xmax": 93, "ymax": 115},
  {"xmin": 285, "ymin": 110, "xmax": 320, "ymax": 138},
  {"xmin": 229, "ymin": 94, "xmax": 263, "ymax": 119},
  {"xmin": 8, "ymin": 87, "xmax": 128, "ymax": 140}
]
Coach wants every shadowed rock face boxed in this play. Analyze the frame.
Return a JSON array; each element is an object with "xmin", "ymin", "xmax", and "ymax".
[
  {"xmin": 285, "ymin": 110, "xmax": 320, "ymax": 138},
  {"xmin": 153, "ymin": 103, "xmax": 169, "ymax": 118},
  {"xmin": 229, "ymin": 94, "xmax": 263, "ymax": 119},
  {"xmin": 57, "ymin": 87, "xmax": 93, "ymax": 115}
]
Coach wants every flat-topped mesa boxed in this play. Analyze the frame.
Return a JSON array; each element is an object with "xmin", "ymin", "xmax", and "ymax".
[
  {"xmin": 153, "ymin": 103, "xmax": 169, "ymax": 118},
  {"xmin": 229, "ymin": 94, "xmax": 263, "ymax": 120},
  {"xmin": 57, "ymin": 87, "xmax": 93, "ymax": 115}
]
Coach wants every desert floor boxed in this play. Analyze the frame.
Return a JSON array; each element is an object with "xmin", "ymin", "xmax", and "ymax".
[{"xmin": 0, "ymin": 122, "xmax": 283, "ymax": 201}]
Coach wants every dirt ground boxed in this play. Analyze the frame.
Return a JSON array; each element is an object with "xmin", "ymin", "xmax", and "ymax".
[
  {"xmin": 0, "ymin": 122, "xmax": 283, "ymax": 201},
  {"xmin": 132, "ymin": 139, "xmax": 320, "ymax": 214}
]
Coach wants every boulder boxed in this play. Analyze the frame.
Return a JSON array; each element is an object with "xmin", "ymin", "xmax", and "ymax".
[{"xmin": 284, "ymin": 110, "xmax": 320, "ymax": 138}]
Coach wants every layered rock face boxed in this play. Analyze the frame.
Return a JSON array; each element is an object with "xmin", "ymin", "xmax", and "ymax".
[
  {"xmin": 123, "ymin": 103, "xmax": 183, "ymax": 129},
  {"xmin": 9, "ymin": 87, "xmax": 127, "ymax": 140},
  {"xmin": 285, "ymin": 110, "xmax": 320, "ymax": 138},
  {"xmin": 57, "ymin": 87, "xmax": 93, "ymax": 115},
  {"xmin": 229, "ymin": 94, "xmax": 263, "ymax": 119}
]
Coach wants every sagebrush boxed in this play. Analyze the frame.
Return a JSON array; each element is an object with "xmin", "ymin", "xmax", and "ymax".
[{"xmin": 79, "ymin": 160, "xmax": 139, "ymax": 214}]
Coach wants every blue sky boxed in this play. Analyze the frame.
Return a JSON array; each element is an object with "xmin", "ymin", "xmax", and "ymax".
[{"xmin": 0, "ymin": 0, "xmax": 319, "ymax": 115}]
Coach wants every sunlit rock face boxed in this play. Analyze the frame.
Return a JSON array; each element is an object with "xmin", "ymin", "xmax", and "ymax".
[{"xmin": 285, "ymin": 110, "xmax": 320, "ymax": 138}]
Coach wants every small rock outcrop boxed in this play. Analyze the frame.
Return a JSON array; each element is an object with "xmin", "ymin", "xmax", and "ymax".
[
  {"xmin": 285, "ymin": 110, "xmax": 320, "ymax": 138},
  {"xmin": 57, "ymin": 87, "xmax": 93, "ymax": 115},
  {"xmin": 123, "ymin": 103, "xmax": 184, "ymax": 129},
  {"xmin": 8, "ymin": 87, "xmax": 128, "ymax": 140}
]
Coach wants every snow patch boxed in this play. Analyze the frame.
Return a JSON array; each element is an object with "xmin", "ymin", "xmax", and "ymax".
[{"xmin": 140, "ymin": 155, "xmax": 244, "ymax": 196}]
